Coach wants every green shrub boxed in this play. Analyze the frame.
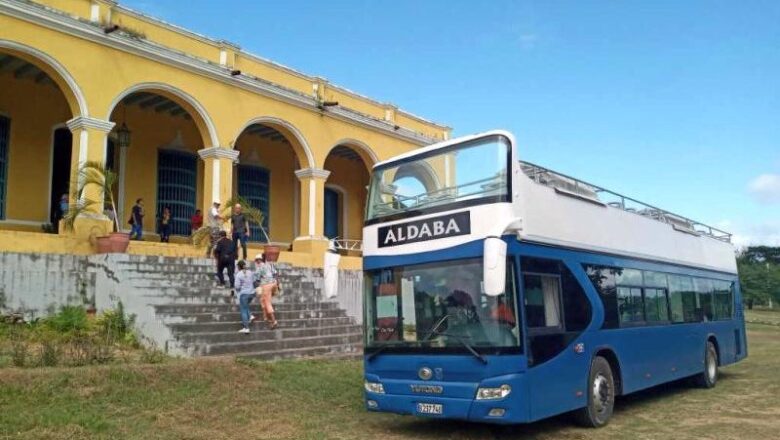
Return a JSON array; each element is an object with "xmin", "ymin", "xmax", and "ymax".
[
  {"xmin": 95, "ymin": 302, "xmax": 136, "ymax": 343},
  {"xmin": 45, "ymin": 306, "xmax": 89, "ymax": 334}
]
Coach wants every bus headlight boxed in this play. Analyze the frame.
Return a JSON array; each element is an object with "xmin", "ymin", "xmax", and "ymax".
[
  {"xmin": 475, "ymin": 384, "xmax": 511, "ymax": 400},
  {"xmin": 364, "ymin": 381, "xmax": 385, "ymax": 394}
]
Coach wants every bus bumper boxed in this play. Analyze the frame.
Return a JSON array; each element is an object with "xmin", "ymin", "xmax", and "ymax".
[{"xmin": 364, "ymin": 374, "xmax": 528, "ymax": 424}]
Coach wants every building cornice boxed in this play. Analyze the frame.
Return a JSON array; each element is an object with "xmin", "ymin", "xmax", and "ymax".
[
  {"xmin": 66, "ymin": 116, "xmax": 115, "ymax": 132},
  {"xmin": 295, "ymin": 168, "xmax": 331, "ymax": 180},
  {"xmin": 1, "ymin": 0, "xmax": 443, "ymax": 146},
  {"xmin": 197, "ymin": 147, "xmax": 239, "ymax": 161}
]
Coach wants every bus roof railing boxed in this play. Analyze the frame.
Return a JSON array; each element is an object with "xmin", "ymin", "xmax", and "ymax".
[{"xmin": 519, "ymin": 161, "xmax": 733, "ymax": 243}]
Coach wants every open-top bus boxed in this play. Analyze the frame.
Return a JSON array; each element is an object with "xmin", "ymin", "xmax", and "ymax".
[{"xmin": 359, "ymin": 131, "xmax": 746, "ymax": 426}]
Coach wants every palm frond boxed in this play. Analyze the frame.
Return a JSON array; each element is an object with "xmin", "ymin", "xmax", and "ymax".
[
  {"xmin": 191, "ymin": 226, "xmax": 214, "ymax": 249},
  {"xmin": 61, "ymin": 161, "xmax": 121, "ymax": 232}
]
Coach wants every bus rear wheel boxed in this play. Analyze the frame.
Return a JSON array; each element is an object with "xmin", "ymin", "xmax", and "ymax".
[
  {"xmin": 575, "ymin": 356, "xmax": 615, "ymax": 428},
  {"xmin": 694, "ymin": 341, "xmax": 718, "ymax": 388}
]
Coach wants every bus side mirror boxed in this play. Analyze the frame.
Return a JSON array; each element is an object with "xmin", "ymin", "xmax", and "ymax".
[
  {"xmin": 324, "ymin": 250, "xmax": 340, "ymax": 299},
  {"xmin": 483, "ymin": 237, "xmax": 507, "ymax": 296}
]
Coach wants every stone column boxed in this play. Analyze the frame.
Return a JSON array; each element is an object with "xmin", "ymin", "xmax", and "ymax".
[
  {"xmin": 197, "ymin": 147, "xmax": 239, "ymax": 215},
  {"xmin": 293, "ymin": 167, "xmax": 331, "ymax": 255},
  {"xmin": 64, "ymin": 116, "xmax": 115, "ymax": 238}
]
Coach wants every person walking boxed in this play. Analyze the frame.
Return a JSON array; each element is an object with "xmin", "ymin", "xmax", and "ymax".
[
  {"xmin": 206, "ymin": 201, "xmax": 223, "ymax": 257},
  {"xmin": 213, "ymin": 230, "xmax": 236, "ymax": 289},
  {"xmin": 129, "ymin": 198, "xmax": 144, "ymax": 240},
  {"xmin": 235, "ymin": 260, "xmax": 255, "ymax": 334},
  {"xmin": 231, "ymin": 203, "xmax": 250, "ymax": 261},
  {"xmin": 253, "ymin": 253, "xmax": 279, "ymax": 329},
  {"xmin": 159, "ymin": 206, "xmax": 172, "ymax": 243}
]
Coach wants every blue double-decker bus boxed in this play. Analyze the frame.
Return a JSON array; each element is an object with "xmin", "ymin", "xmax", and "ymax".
[{"xmin": 358, "ymin": 131, "xmax": 746, "ymax": 427}]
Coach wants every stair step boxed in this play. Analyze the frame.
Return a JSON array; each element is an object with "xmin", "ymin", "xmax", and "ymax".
[
  {"xmin": 156, "ymin": 304, "xmax": 345, "ymax": 316},
  {"xmin": 167, "ymin": 317, "xmax": 356, "ymax": 332},
  {"xmin": 237, "ymin": 343, "xmax": 363, "ymax": 362},
  {"xmin": 202, "ymin": 333, "xmax": 363, "ymax": 356},
  {"xmin": 175, "ymin": 324, "xmax": 362, "ymax": 344}
]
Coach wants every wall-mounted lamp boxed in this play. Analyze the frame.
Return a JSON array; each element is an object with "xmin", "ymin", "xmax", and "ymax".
[{"xmin": 317, "ymin": 100, "xmax": 339, "ymax": 110}]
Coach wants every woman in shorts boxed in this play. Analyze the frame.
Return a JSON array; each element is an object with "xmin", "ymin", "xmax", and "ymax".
[{"xmin": 253, "ymin": 253, "xmax": 278, "ymax": 329}]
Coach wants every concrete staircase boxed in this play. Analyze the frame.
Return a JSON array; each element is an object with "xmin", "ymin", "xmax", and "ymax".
[{"xmin": 112, "ymin": 257, "xmax": 363, "ymax": 361}]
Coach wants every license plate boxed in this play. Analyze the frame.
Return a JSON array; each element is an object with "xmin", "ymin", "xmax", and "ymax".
[{"xmin": 417, "ymin": 403, "xmax": 443, "ymax": 415}]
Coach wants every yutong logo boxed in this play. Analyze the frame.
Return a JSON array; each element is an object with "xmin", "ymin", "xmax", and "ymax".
[
  {"xmin": 378, "ymin": 212, "xmax": 470, "ymax": 248},
  {"xmin": 410, "ymin": 385, "xmax": 444, "ymax": 394}
]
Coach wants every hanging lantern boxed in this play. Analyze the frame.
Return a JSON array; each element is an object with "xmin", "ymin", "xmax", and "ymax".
[{"xmin": 116, "ymin": 121, "xmax": 131, "ymax": 149}]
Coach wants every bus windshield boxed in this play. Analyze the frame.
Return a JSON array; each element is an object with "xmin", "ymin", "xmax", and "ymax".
[
  {"xmin": 364, "ymin": 258, "xmax": 521, "ymax": 352},
  {"xmin": 366, "ymin": 135, "xmax": 511, "ymax": 223}
]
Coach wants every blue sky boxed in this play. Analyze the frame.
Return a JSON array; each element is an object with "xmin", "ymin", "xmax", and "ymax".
[{"xmin": 124, "ymin": 0, "xmax": 780, "ymax": 246}]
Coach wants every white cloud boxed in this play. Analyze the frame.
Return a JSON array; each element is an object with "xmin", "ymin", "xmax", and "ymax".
[
  {"xmin": 748, "ymin": 173, "xmax": 780, "ymax": 204},
  {"xmin": 719, "ymin": 219, "xmax": 780, "ymax": 248}
]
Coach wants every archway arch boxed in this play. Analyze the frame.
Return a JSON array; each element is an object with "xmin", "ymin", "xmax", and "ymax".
[
  {"xmin": 323, "ymin": 138, "xmax": 377, "ymax": 171},
  {"xmin": 0, "ymin": 39, "xmax": 88, "ymax": 118},
  {"xmin": 0, "ymin": 42, "xmax": 85, "ymax": 227},
  {"xmin": 322, "ymin": 142, "xmax": 373, "ymax": 242},
  {"xmin": 231, "ymin": 117, "xmax": 315, "ymax": 244},
  {"xmin": 232, "ymin": 116, "xmax": 314, "ymax": 169},
  {"xmin": 106, "ymin": 84, "xmax": 217, "ymax": 239},
  {"xmin": 394, "ymin": 161, "xmax": 442, "ymax": 193},
  {"xmin": 106, "ymin": 82, "xmax": 218, "ymax": 149}
]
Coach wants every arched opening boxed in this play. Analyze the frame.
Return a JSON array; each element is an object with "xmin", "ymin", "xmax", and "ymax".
[
  {"xmin": 0, "ymin": 50, "xmax": 77, "ymax": 229},
  {"xmin": 322, "ymin": 143, "xmax": 374, "ymax": 242},
  {"xmin": 107, "ymin": 89, "xmax": 210, "ymax": 240},
  {"xmin": 233, "ymin": 121, "xmax": 310, "ymax": 245}
]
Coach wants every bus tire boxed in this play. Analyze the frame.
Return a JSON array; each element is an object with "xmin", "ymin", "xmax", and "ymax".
[
  {"xmin": 694, "ymin": 341, "xmax": 718, "ymax": 388},
  {"xmin": 575, "ymin": 356, "xmax": 615, "ymax": 428}
]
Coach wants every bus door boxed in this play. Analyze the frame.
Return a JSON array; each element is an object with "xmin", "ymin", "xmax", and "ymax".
[{"xmin": 520, "ymin": 257, "xmax": 593, "ymax": 421}]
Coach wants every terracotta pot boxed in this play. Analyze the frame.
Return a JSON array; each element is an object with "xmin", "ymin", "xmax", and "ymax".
[
  {"xmin": 263, "ymin": 244, "xmax": 281, "ymax": 262},
  {"xmin": 109, "ymin": 232, "xmax": 131, "ymax": 253},
  {"xmin": 95, "ymin": 235, "xmax": 113, "ymax": 253},
  {"xmin": 86, "ymin": 305, "xmax": 97, "ymax": 318}
]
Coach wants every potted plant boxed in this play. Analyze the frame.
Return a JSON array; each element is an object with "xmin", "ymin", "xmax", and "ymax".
[
  {"xmin": 191, "ymin": 196, "xmax": 278, "ymax": 260},
  {"xmin": 63, "ymin": 160, "xmax": 130, "ymax": 253}
]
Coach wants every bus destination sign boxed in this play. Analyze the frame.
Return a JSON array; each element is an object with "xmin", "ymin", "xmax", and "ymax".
[{"xmin": 378, "ymin": 211, "xmax": 471, "ymax": 248}]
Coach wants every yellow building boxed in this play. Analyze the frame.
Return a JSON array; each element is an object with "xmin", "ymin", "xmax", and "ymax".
[{"xmin": 0, "ymin": 0, "xmax": 451, "ymax": 268}]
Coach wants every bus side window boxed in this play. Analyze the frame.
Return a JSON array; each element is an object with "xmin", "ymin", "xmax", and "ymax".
[{"xmin": 523, "ymin": 274, "xmax": 562, "ymax": 329}]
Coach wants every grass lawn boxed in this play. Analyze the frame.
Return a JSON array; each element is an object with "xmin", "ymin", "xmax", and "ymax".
[{"xmin": 1, "ymin": 316, "xmax": 778, "ymax": 439}]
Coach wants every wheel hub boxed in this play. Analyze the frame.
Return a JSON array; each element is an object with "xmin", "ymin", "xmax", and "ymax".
[{"xmin": 592, "ymin": 373, "xmax": 611, "ymax": 414}]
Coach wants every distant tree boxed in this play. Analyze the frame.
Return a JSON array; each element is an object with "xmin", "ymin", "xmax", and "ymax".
[{"xmin": 737, "ymin": 246, "xmax": 780, "ymax": 309}]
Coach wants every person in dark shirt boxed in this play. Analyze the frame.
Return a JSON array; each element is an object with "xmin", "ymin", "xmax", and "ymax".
[
  {"xmin": 231, "ymin": 204, "xmax": 250, "ymax": 261},
  {"xmin": 213, "ymin": 231, "xmax": 236, "ymax": 288},
  {"xmin": 129, "ymin": 198, "xmax": 144, "ymax": 240}
]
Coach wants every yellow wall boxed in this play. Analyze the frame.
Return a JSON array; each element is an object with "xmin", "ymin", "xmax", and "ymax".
[
  {"xmin": 324, "ymin": 154, "xmax": 370, "ymax": 241},
  {"xmin": 0, "ymin": 71, "xmax": 72, "ymax": 223},
  {"xmin": 0, "ymin": 1, "xmax": 453, "ymax": 267}
]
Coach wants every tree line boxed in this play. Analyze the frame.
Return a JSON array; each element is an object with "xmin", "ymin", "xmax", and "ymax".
[{"xmin": 737, "ymin": 246, "xmax": 780, "ymax": 309}]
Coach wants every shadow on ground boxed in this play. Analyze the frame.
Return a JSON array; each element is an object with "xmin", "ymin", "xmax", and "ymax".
[{"xmin": 382, "ymin": 372, "xmax": 736, "ymax": 439}]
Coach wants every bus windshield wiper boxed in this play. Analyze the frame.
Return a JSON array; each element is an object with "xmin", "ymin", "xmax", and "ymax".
[
  {"xmin": 438, "ymin": 332, "xmax": 488, "ymax": 365},
  {"xmin": 423, "ymin": 316, "xmax": 488, "ymax": 365},
  {"xmin": 422, "ymin": 314, "xmax": 452, "ymax": 341},
  {"xmin": 366, "ymin": 344, "xmax": 390, "ymax": 362}
]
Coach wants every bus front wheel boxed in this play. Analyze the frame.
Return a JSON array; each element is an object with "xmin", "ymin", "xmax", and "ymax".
[
  {"xmin": 575, "ymin": 356, "xmax": 615, "ymax": 428},
  {"xmin": 694, "ymin": 341, "xmax": 718, "ymax": 388}
]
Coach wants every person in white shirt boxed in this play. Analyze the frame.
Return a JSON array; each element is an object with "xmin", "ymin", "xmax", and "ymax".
[{"xmin": 205, "ymin": 200, "xmax": 223, "ymax": 257}]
